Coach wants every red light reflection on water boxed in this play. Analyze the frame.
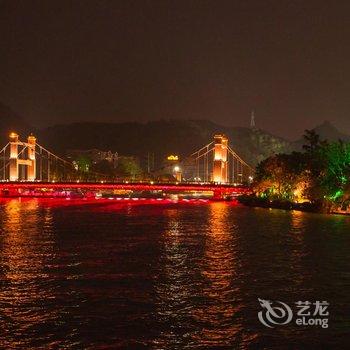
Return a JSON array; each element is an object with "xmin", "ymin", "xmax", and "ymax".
[{"xmin": 0, "ymin": 197, "xmax": 239, "ymax": 209}]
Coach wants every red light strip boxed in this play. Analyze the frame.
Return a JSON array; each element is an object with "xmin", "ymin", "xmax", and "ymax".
[{"xmin": 0, "ymin": 182, "xmax": 251, "ymax": 196}]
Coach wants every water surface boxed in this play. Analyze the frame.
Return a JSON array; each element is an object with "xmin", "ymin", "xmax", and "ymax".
[{"xmin": 0, "ymin": 199, "xmax": 349, "ymax": 349}]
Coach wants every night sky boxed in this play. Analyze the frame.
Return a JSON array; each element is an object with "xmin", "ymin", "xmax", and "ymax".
[{"xmin": 1, "ymin": 0, "xmax": 349, "ymax": 139}]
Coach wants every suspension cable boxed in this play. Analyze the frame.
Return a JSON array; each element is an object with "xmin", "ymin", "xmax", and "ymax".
[
  {"xmin": 227, "ymin": 145, "xmax": 254, "ymax": 172},
  {"xmin": 193, "ymin": 146, "xmax": 214, "ymax": 159},
  {"xmin": 190, "ymin": 141, "xmax": 214, "ymax": 157},
  {"xmin": 36, "ymin": 143, "xmax": 75, "ymax": 167},
  {"xmin": 0, "ymin": 143, "xmax": 9, "ymax": 154}
]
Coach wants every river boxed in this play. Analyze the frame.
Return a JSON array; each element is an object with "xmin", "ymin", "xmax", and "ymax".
[{"xmin": 0, "ymin": 198, "xmax": 349, "ymax": 349}]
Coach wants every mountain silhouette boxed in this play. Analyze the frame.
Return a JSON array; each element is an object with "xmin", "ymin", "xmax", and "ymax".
[
  {"xmin": 3, "ymin": 102, "xmax": 349, "ymax": 167},
  {"xmin": 37, "ymin": 120, "xmax": 291, "ymax": 167},
  {"xmin": 0, "ymin": 103, "xmax": 34, "ymax": 141},
  {"xmin": 293, "ymin": 120, "xmax": 350, "ymax": 150}
]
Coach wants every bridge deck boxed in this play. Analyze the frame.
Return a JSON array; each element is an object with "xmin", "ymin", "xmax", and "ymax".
[{"xmin": 0, "ymin": 182, "xmax": 251, "ymax": 198}]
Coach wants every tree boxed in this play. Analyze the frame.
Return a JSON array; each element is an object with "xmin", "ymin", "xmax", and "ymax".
[
  {"xmin": 254, "ymin": 152, "xmax": 307, "ymax": 200},
  {"xmin": 248, "ymin": 130, "xmax": 350, "ymax": 212},
  {"xmin": 75, "ymin": 156, "xmax": 91, "ymax": 172},
  {"xmin": 319, "ymin": 141, "xmax": 350, "ymax": 202},
  {"xmin": 302, "ymin": 129, "xmax": 326, "ymax": 153},
  {"xmin": 91, "ymin": 159, "xmax": 115, "ymax": 177},
  {"xmin": 116, "ymin": 157, "xmax": 142, "ymax": 180}
]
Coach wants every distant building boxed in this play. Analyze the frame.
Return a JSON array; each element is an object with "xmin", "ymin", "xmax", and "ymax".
[
  {"xmin": 159, "ymin": 154, "xmax": 181, "ymax": 181},
  {"xmin": 67, "ymin": 149, "xmax": 118, "ymax": 170}
]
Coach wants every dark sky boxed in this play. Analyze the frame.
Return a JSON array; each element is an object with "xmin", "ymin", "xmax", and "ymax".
[{"xmin": 1, "ymin": 0, "xmax": 349, "ymax": 139}]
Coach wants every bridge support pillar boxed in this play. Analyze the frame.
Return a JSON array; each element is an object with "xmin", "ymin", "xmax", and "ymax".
[
  {"xmin": 27, "ymin": 135, "xmax": 36, "ymax": 181},
  {"xmin": 212, "ymin": 134, "xmax": 228, "ymax": 183},
  {"xmin": 213, "ymin": 189, "xmax": 224, "ymax": 200},
  {"xmin": 9, "ymin": 133, "xmax": 19, "ymax": 181}
]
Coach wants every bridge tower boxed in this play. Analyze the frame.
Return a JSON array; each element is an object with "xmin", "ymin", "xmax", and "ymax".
[
  {"xmin": 9, "ymin": 132, "xmax": 19, "ymax": 181},
  {"xmin": 212, "ymin": 134, "xmax": 228, "ymax": 183},
  {"xmin": 8, "ymin": 133, "xmax": 37, "ymax": 181},
  {"xmin": 27, "ymin": 135, "xmax": 36, "ymax": 181}
]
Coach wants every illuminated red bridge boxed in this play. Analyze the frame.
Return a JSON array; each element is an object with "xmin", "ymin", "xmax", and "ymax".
[
  {"xmin": 0, "ymin": 133, "xmax": 254, "ymax": 201},
  {"xmin": 0, "ymin": 182, "xmax": 251, "ymax": 200},
  {"xmin": 1, "ymin": 133, "xmax": 254, "ymax": 184}
]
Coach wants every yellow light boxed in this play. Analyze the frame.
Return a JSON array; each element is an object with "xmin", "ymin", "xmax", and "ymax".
[
  {"xmin": 167, "ymin": 155, "xmax": 179, "ymax": 161},
  {"xmin": 27, "ymin": 135, "xmax": 36, "ymax": 143},
  {"xmin": 9, "ymin": 132, "xmax": 18, "ymax": 139}
]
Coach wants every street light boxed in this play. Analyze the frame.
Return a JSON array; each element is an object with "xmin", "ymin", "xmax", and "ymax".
[{"xmin": 173, "ymin": 165, "xmax": 181, "ymax": 182}]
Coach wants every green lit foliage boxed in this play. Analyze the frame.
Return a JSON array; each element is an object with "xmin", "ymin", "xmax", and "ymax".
[
  {"xmin": 253, "ymin": 130, "xmax": 350, "ymax": 211},
  {"xmin": 75, "ymin": 156, "xmax": 91, "ymax": 172},
  {"xmin": 116, "ymin": 157, "xmax": 142, "ymax": 180},
  {"xmin": 319, "ymin": 141, "xmax": 350, "ymax": 204},
  {"xmin": 302, "ymin": 129, "xmax": 328, "ymax": 178}
]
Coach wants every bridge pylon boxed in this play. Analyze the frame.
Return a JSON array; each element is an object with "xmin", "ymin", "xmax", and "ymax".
[
  {"xmin": 1, "ymin": 133, "xmax": 112, "ymax": 182},
  {"xmin": 27, "ymin": 135, "xmax": 36, "ymax": 181},
  {"xmin": 213, "ymin": 134, "xmax": 228, "ymax": 183},
  {"xmin": 9, "ymin": 133, "xmax": 19, "ymax": 181},
  {"xmin": 8, "ymin": 133, "xmax": 37, "ymax": 181},
  {"xmin": 188, "ymin": 133, "xmax": 253, "ymax": 184}
]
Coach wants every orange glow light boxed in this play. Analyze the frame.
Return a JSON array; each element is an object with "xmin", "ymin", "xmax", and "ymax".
[{"xmin": 9, "ymin": 132, "xmax": 18, "ymax": 139}]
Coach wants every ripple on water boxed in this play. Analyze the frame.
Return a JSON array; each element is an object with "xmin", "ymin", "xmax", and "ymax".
[{"xmin": 0, "ymin": 199, "xmax": 349, "ymax": 349}]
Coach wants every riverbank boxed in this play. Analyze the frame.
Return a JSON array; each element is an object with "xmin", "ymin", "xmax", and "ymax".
[
  {"xmin": 238, "ymin": 194, "xmax": 324, "ymax": 213},
  {"xmin": 238, "ymin": 194, "xmax": 350, "ymax": 215}
]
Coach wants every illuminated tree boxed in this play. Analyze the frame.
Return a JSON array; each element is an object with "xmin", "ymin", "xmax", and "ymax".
[
  {"xmin": 319, "ymin": 141, "xmax": 350, "ymax": 204},
  {"xmin": 116, "ymin": 157, "xmax": 142, "ymax": 180},
  {"xmin": 75, "ymin": 156, "xmax": 91, "ymax": 172},
  {"xmin": 248, "ymin": 130, "xmax": 350, "ymax": 212},
  {"xmin": 254, "ymin": 152, "xmax": 307, "ymax": 200}
]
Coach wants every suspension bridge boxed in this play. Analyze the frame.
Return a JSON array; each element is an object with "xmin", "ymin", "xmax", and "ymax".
[
  {"xmin": 184, "ymin": 134, "xmax": 254, "ymax": 184},
  {"xmin": 0, "ymin": 132, "xmax": 253, "ymax": 200}
]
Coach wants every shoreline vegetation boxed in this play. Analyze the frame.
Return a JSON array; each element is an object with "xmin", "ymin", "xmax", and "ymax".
[
  {"xmin": 239, "ymin": 130, "xmax": 350, "ymax": 215},
  {"xmin": 238, "ymin": 194, "xmax": 322, "ymax": 213},
  {"xmin": 237, "ymin": 194, "xmax": 349, "ymax": 216}
]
